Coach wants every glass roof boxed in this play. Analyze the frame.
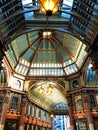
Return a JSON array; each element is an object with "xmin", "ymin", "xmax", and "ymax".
[
  {"xmin": 6, "ymin": 30, "xmax": 87, "ymax": 77},
  {"xmin": 1, "ymin": 0, "xmax": 98, "ymax": 112},
  {"xmin": 28, "ymin": 81, "xmax": 67, "ymax": 110},
  {"xmin": 22, "ymin": 0, "xmax": 74, "ymax": 30}
]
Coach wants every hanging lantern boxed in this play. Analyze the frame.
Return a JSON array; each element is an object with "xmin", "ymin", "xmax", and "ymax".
[{"xmin": 40, "ymin": 0, "xmax": 59, "ymax": 16}]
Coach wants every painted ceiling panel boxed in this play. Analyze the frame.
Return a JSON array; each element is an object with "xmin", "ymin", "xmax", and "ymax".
[
  {"xmin": 23, "ymin": 48, "xmax": 35, "ymax": 61},
  {"xmin": 59, "ymin": 48, "xmax": 70, "ymax": 61},
  {"xmin": 53, "ymin": 40, "xmax": 61, "ymax": 49},
  {"xmin": 11, "ymin": 35, "xmax": 29, "ymax": 56},
  {"xmin": 53, "ymin": 31, "xmax": 64, "ymax": 41},
  {"xmin": 6, "ymin": 45, "xmax": 17, "ymax": 68},
  {"xmin": 64, "ymin": 34, "xmax": 82, "ymax": 57},
  {"xmin": 37, "ymin": 50, "xmax": 55, "ymax": 63},
  {"xmin": 31, "ymin": 38, "xmax": 42, "ymax": 49},
  {"xmin": 28, "ymin": 31, "xmax": 40, "ymax": 39},
  {"xmin": 38, "ymin": 51, "xmax": 44, "ymax": 62},
  {"xmin": 50, "ymin": 51, "xmax": 56, "ymax": 62},
  {"xmin": 42, "ymin": 39, "xmax": 51, "ymax": 49}
]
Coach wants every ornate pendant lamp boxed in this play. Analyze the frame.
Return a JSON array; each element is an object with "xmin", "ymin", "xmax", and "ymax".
[{"xmin": 40, "ymin": 0, "xmax": 59, "ymax": 16}]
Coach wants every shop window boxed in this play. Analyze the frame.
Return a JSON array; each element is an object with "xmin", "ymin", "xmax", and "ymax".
[
  {"xmin": 4, "ymin": 119, "xmax": 18, "ymax": 130},
  {"xmin": 30, "ymin": 105, "xmax": 32, "ymax": 116},
  {"xmin": 32, "ymin": 106, "xmax": 35, "ymax": 117},
  {"xmin": 75, "ymin": 119, "xmax": 89, "ymax": 130},
  {"xmin": 33, "ymin": 107, "xmax": 36, "ymax": 117},
  {"xmin": 90, "ymin": 94, "xmax": 96, "ymax": 108},
  {"xmin": 39, "ymin": 109, "xmax": 41, "ymax": 118},
  {"xmin": 75, "ymin": 95, "xmax": 83, "ymax": 111},
  {"xmin": 33, "ymin": 125, "xmax": 36, "ymax": 130},
  {"xmin": 38, "ymin": 126, "xmax": 42, "ymax": 130},
  {"xmin": 24, "ymin": 123, "xmax": 27, "ymax": 130},
  {"xmin": 29, "ymin": 124, "xmax": 32, "ymax": 130},
  {"xmin": 10, "ymin": 96, "xmax": 18, "ymax": 110},
  {"xmin": 26, "ymin": 104, "xmax": 29, "ymax": 115}
]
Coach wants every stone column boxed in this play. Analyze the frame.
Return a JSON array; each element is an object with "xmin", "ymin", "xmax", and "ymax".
[
  {"xmin": 66, "ymin": 94, "xmax": 75, "ymax": 130},
  {"xmin": 19, "ymin": 95, "xmax": 27, "ymax": 130},
  {"xmin": 83, "ymin": 91, "xmax": 94, "ymax": 130},
  {"xmin": 0, "ymin": 91, "xmax": 10, "ymax": 130}
]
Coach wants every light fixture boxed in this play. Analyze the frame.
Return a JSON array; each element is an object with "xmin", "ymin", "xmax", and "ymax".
[
  {"xmin": 40, "ymin": 0, "xmax": 59, "ymax": 16},
  {"xmin": 50, "ymin": 114, "xmax": 54, "ymax": 118},
  {"xmin": 39, "ymin": 86, "xmax": 44, "ymax": 93},
  {"xmin": 39, "ymin": 82, "xmax": 53, "ymax": 94},
  {"xmin": 43, "ymin": 31, "xmax": 51, "ymax": 38}
]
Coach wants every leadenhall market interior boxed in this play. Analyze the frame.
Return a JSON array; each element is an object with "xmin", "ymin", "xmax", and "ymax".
[{"xmin": 0, "ymin": 0, "xmax": 98, "ymax": 130}]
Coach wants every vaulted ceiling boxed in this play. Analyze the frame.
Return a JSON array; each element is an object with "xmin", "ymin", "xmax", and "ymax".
[{"xmin": 6, "ymin": 30, "xmax": 87, "ymax": 77}]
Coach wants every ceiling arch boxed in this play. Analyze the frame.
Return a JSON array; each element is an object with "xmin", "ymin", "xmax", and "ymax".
[{"xmin": 28, "ymin": 81, "xmax": 67, "ymax": 111}]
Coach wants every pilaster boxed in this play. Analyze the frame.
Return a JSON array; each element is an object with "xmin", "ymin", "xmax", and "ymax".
[
  {"xmin": 66, "ymin": 94, "xmax": 75, "ymax": 130},
  {"xmin": 83, "ymin": 91, "xmax": 94, "ymax": 130},
  {"xmin": 19, "ymin": 94, "xmax": 27, "ymax": 130}
]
